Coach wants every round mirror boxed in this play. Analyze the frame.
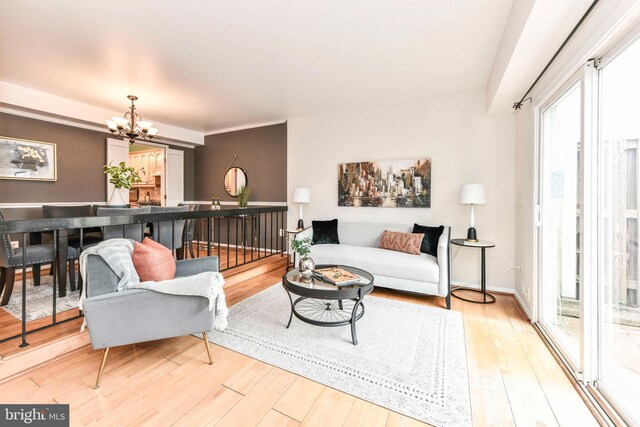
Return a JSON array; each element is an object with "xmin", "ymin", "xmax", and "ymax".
[{"xmin": 224, "ymin": 167, "xmax": 247, "ymax": 197}]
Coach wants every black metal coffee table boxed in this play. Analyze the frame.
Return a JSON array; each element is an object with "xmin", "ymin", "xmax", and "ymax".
[{"xmin": 282, "ymin": 265, "xmax": 374, "ymax": 345}]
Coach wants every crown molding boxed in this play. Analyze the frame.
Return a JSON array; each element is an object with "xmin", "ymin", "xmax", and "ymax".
[
  {"xmin": 0, "ymin": 81, "xmax": 205, "ymax": 145},
  {"xmin": 204, "ymin": 120, "xmax": 286, "ymax": 136}
]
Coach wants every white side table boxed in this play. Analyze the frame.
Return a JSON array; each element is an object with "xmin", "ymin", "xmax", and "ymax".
[{"xmin": 451, "ymin": 238, "xmax": 496, "ymax": 304}]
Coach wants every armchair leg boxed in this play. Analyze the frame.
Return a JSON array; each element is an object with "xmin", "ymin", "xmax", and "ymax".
[
  {"xmin": 33, "ymin": 264, "xmax": 41, "ymax": 286},
  {"xmin": 202, "ymin": 332, "xmax": 213, "ymax": 365},
  {"xmin": 0, "ymin": 267, "xmax": 6, "ymax": 297},
  {"xmin": 94, "ymin": 348, "xmax": 110, "ymax": 389},
  {"xmin": 68, "ymin": 258, "xmax": 77, "ymax": 292},
  {"xmin": 0, "ymin": 268, "xmax": 16, "ymax": 307}
]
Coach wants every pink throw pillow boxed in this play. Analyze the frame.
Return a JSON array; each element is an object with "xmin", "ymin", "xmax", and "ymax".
[
  {"xmin": 132, "ymin": 237, "xmax": 176, "ymax": 282},
  {"xmin": 379, "ymin": 231, "xmax": 424, "ymax": 255}
]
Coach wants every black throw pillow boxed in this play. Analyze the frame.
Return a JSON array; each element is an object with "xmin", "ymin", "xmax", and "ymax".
[
  {"xmin": 412, "ymin": 224, "xmax": 444, "ymax": 257},
  {"xmin": 312, "ymin": 219, "xmax": 340, "ymax": 245}
]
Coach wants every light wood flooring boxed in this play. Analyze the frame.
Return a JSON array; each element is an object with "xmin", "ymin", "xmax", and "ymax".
[
  {"xmin": 0, "ymin": 263, "xmax": 599, "ymax": 426},
  {"xmin": 0, "ymin": 248, "xmax": 286, "ymax": 355}
]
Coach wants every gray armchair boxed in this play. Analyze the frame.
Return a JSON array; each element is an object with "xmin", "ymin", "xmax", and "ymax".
[{"xmin": 82, "ymin": 255, "xmax": 220, "ymax": 388}]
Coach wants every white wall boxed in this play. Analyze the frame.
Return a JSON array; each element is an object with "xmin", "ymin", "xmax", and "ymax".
[
  {"xmin": 287, "ymin": 88, "xmax": 517, "ymax": 291},
  {"xmin": 514, "ymin": 102, "xmax": 536, "ymax": 317}
]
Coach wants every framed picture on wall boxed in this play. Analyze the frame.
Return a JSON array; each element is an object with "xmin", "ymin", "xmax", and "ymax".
[
  {"xmin": 0, "ymin": 136, "xmax": 57, "ymax": 181},
  {"xmin": 338, "ymin": 158, "xmax": 431, "ymax": 207}
]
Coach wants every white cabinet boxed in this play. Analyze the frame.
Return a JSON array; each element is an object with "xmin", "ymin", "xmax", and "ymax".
[
  {"xmin": 129, "ymin": 148, "xmax": 164, "ymax": 184},
  {"xmin": 129, "ymin": 147, "xmax": 165, "ymax": 205}
]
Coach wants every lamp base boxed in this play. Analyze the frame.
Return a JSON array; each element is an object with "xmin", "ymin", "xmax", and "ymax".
[
  {"xmin": 297, "ymin": 219, "xmax": 304, "ymax": 229},
  {"xmin": 465, "ymin": 227, "xmax": 478, "ymax": 242}
]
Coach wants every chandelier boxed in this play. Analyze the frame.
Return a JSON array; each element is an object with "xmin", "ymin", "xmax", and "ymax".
[{"xmin": 106, "ymin": 95, "xmax": 158, "ymax": 143}]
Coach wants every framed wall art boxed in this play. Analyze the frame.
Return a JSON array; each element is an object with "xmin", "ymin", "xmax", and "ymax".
[
  {"xmin": 338, "ymin": 158, "xmax": 431, "ymax": 208},
  {"xmin": 0, "ymin": 136, "xmax": 57, "ymax": 181}
]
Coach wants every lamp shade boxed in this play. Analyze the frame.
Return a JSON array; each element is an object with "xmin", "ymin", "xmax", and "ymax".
[
  {"xmin": 292, "ymin": 187, "xmax": 311, "ymax": 203},
  {"xmin": 459, "ymin": 184, "xmax": 486, "ymax": 205}
]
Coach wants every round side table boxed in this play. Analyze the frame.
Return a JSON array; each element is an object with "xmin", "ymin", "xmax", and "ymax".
[{"xmin": 451, "ymin": 238, "xmax": 496, "ymax": 304}]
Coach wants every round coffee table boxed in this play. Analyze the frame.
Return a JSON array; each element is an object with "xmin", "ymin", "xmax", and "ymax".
[{"xmin": 282, "ymin": 265, "xmax": 374, "ymax": 345}]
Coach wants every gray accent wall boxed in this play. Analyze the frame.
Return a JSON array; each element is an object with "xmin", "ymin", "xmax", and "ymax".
[
  {"xmin": 0, "ymin": 113, "xmax": 109, "ymax": 204},
  {"xmin": 194, "ymin": 123, "xmax": 287, "ymax": 203},
  {"xmin": 0, "ymin": 113, "xmax": 195, "ymax": 220}
]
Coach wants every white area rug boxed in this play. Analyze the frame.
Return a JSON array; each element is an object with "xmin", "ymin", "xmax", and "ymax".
[
  {"xmin": 0, "ymin": 275, "xmax": 79, "ymax": 322},
  {"xmin": 206, "ymin": 284, "xmax": 471, "ymax": 427}
]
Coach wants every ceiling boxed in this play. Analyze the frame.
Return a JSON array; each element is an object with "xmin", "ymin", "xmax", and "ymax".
[{"xmin": 0, "ymin": 0, "xmax": 513, "ymax": 133}]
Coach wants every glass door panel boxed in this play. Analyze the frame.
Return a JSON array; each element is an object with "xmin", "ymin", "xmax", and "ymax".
[
  {"xmin": 540, "ymin": 81, "xmax": 582, "ymax": 365},
  {"xmin": 598, "ymin": 36, "xmax": 640, "ymax": 425}
]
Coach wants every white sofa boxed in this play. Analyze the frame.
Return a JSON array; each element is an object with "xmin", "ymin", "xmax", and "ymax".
[{"xmin": 297, "ymin": 222, "xmax": 451, "ymax": 308}]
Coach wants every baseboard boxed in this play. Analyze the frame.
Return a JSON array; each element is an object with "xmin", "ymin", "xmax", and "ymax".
[
  {"xmin": 452, "ymin": 280, "xmax": 515, "ymax": 295},
  {"xmin": 513, "ymin": 291, "xmax": 532, "ymax": 320}
]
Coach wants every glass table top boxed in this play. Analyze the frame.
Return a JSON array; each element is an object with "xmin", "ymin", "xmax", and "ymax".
[{"xmin": 284, "ymin": 265, "xmax": 373, "ymax": 292}]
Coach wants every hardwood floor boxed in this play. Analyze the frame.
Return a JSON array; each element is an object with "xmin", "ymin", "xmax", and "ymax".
[{"xmin": 0, "ymin": 265, "xmax": 599, "ymax": 426}]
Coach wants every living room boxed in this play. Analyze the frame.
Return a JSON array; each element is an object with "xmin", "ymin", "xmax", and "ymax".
[{"xmin": 1, "ymin": 0, "xmax": 640, "ymax": 426}]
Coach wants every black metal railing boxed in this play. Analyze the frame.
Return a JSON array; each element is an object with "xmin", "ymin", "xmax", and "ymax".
[{"xmin": 0, "ymin": 205, "xmax": 287, "ymax": 347}]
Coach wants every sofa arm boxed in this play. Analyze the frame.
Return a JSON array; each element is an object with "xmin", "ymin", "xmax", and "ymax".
[
  {"xmin": 83, "ymin": 288, "xmax": 214, "ymax": 349},
  {"xmin": 176, "ymin": 256, "xmax": 219, "ymax": 277},
  {"xmin": 437, "ymin": 227, "xmax": 451, "ymax": 299}
]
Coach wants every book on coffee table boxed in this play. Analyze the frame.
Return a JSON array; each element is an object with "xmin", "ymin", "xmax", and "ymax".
[{"xmin": 313, "ymin": 267, "xmax": 367, "ymax": 286}]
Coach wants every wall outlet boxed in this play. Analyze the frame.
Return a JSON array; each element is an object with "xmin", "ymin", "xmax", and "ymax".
[
  {"xmin": 524, "ymin": 286, "xmax": 530, "ymax": 300},
  {"xmin": 279, "ymin": 228, "xmax": 284, "ymax": 237},
  {"xmin": 11, "ymin": 240, "xmax": 19, "ymax": 249}
]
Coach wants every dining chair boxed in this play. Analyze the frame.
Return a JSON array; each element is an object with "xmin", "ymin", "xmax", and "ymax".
[
  {"xmin": 150, "ymin": 206, "xmax": 189, "ymax": 254},
  {"xmin": 42, "ymin": 204, "xmax": 102, "ymax": 294},
  {"xmin": 96, "ymin": 207, "xmax": 151, "ymax": 242},
  {"xmin": 0, "ymin": 210, "xmax": 77, "ymax": 306},
  {"xmin": 92, "ymin": 204, "xmax": 129, "ymax": 215},
  {"xmin": 178, "ymin": 204, "xmax": 199, "ymax": 259}
]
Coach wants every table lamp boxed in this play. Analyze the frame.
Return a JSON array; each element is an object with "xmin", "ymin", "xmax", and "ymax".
[
  {"xmin": 459, "ymin": 184, "xmax": 486, "ymax": 242},
  {"xmin": 292, "ymin": 188, "xmax": 311, "ymax": 229}
]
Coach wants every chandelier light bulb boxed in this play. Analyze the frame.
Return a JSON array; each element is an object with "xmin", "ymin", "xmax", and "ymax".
[{"xmin": 137, "ymin": 121, "xmax": 153, "ymax": 132}]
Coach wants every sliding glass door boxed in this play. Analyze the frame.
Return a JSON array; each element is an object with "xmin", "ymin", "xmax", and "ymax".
[
  {"xmin": 539, "ymin": 77, "xmax": 583, "ymax": 367},
  {"xmin": 598, "ymin": 35, "xmax": 640, "ymax": 425},
  {"xmin": 538, "ymin": 33, "xmax": 640, "ymax": 425}
]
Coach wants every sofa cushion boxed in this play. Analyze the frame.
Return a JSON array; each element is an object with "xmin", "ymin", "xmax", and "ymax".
[
  {"xmin": 132, "ymin": 237, "xmax": 176, "ymax": 282},
  {"xmin": 312, "ymin": 219, "xmax": 340, "ymax": 245},
  {"xmin": 379, "ymin": 230, "xmax": 424, "ymax": 255},
  {"xmin": 412, "ymin": 224, "xmax": 444, "ymax": 257},
  {"xmin": 309, "ymin": 244, "xmax": 439, "ymax": 284},
  {"xmin": 334, "ymin": 222, "xmax": 413, "ymax": 247}
]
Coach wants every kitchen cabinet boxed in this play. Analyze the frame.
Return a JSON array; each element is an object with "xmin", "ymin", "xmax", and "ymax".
[{"xmin": 129, "ymin": 148, "xmax": 165, "ymax": 204}]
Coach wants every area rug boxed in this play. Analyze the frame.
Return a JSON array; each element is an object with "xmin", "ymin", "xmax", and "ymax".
[
  {"xmin": 0, "ymin": 275, "xmax": 79, "ymax": 322},
  {"xmin": 206, "ymin": 284, "xmax": 471, "ymax": 427}
]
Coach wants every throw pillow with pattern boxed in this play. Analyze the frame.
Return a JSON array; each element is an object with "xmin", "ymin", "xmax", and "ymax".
[{"xmin": 379, "ymin": 230, "xmax": 424, "ymax": 255}]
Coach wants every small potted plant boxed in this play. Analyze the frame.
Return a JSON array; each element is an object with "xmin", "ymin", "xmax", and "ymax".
[
  {"xmin": 291, "ymin": 236, "xmax": 314, "ymax": 278},
  {"xmin": 103, "ymin": 161, "xmax": 143, "ymax": 205},
  {"xmin": 238, "ymin": 185, "xmax": 250, "ymax": 208}
]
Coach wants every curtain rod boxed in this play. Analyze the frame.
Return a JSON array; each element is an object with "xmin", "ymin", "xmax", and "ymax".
[{"xmin": 513, "ymin": 0, "xmax": 601, "ymax": 110}]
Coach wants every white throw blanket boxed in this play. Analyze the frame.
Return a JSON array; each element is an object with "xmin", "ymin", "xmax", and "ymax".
[{"xmin": 78, "ymin": 239, "xmax": 228, "ymax": 331}]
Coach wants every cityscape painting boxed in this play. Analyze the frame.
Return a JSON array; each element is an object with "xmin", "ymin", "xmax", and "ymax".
[{"xmin": 338, "ymin": 158, "xmax": 431, "ymax": 208}]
